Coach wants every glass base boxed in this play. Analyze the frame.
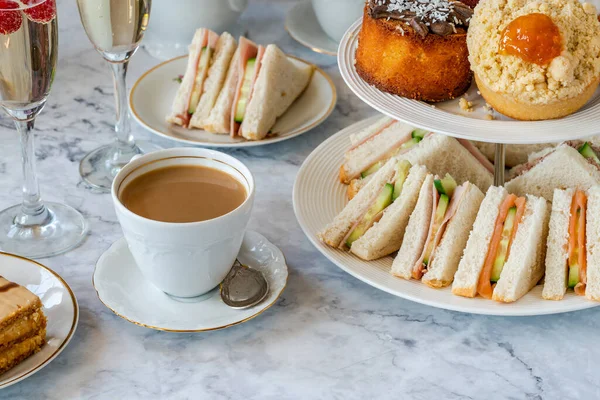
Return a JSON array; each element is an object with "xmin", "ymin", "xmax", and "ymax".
[
  {"xmin": 79, "ymin": 140, "xmax": 163, "ymax": 192},
  {"xmin": 0, "ymin": 202, "xmax": 88, "ymax": 259}
]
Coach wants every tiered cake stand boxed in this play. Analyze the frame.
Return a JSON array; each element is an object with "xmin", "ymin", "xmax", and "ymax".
[{"xmin": 291, "ymin": 19, "xmax": 600, "ymax": 315}]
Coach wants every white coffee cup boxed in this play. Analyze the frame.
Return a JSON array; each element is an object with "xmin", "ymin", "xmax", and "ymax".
[
  {"xmin": 143, "ymin": 0, "xmax": 249, "ymax": 60},
  {"xmin": 311, "ymin": 0, "xmax": 364, "ymax": 43},
  {"xmin": 111, "ymin": 148, "xmax": 255, "ymax": 298}
]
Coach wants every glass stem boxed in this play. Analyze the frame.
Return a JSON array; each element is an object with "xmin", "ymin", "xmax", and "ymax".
[
  {"xmin": 109, "ymin": 61, "xmax": 135, "ymax": 151},
  {"xmin": 15, "ymin": 119, "xmax": 49, "ymax": 226}
]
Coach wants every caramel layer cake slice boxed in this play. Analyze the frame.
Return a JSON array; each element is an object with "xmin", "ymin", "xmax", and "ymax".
[{"xmin": 0, "ymin": 276, "xmax": 46, "ymax": 375}]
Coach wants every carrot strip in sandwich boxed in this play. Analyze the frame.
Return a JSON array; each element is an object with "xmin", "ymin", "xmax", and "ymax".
[{"xmin": 477, "ymin": 194, "xmax": 526, "ymax": 299}]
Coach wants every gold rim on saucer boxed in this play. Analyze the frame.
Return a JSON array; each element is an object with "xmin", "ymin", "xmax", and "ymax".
[
  {"xmin": 91, "ymin": 241, "xmax": 289, "ymax": 333},
  {"xmin": 0, "ymin": 252, "xmax": 79, "ymax": 388}
]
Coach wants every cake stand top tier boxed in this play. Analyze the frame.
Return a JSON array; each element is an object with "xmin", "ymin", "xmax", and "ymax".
[{"xmin": 339, "ymin": 19, "xmax": 600, "ymax": 145}]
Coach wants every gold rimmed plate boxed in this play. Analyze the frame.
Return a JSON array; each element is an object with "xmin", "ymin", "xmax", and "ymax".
[
  {"xmin": 92, "ymin": 231, "xmax": 288, "ymax": 332},
  {"xmin": 130, "ymin": 54, "xmax": 337, "ymax": 148},
  {"xmin": 0, "ymin": 253, "xmax": 78, "ymax": 389}
]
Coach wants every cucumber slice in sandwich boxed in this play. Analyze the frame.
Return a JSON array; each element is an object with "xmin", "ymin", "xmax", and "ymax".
[
  {"xmin": 188, "ymin": 47, "xmax": 212, "ymax": 115},
  {"xmin": 234, "ymin": 58, "xmax": 257, "ymax": 123},
  {"xmin": 433, "ymin": 174, "xmax": 458, "ymax": 198},
  {"xmin": 568, "ymin": 209, "xmax": 583, "ymax": 288},
  {"xmin": 392, "ymin": 160, "xmax": 412, "ymax": 201},
  {"xmin": 361, "ymin": 161, "xmax": 383, "ymax": 179},
  {"xmin": 422, "ymin": 194, "xmax": 450, "ymax": 265},
  {"xmin": 491, "ymin": 207, "xmax": 517, "ymax": 282},
  {"xmin": 411, "ymin": 128, "xmax": 428, "ymax": 140},
  {"xmin": 346, "ymin": 184, "xmax": 394, "ymax": 247},
  {"xmin": 400, "ymin": 137, "xmax": 421, "ymax": 149},
  {"xmin": 579, "ymin": 142, "xmax": 600, "ymax": 164}
]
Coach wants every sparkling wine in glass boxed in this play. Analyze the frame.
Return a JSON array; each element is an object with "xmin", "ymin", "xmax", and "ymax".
[
  {"xmin": 77, "ymin": 0, "xmax": 158, "ymax": 191},
  {"xmin": 0, "ymin": 0, "xmax": 88, "ymax": 258}
]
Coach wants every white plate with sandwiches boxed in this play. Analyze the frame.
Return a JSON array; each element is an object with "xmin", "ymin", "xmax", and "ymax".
[
  {"xmin": 131, "ymin": 30, "xmax": 336, "ymax": 148},
  {"xmin": 338, "ymin": 18, "xmax": 600, "ymax": 145},
  {"xmin": 0, "ymin": 253, "xmax": 78, "ymax": 388},
  {"xmin": 293, "ymin": 116, "xmax": 600, "ymax": 316}
]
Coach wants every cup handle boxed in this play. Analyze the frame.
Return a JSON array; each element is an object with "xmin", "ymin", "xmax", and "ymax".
[{"xmin": 228, "ymin": 0, "xmax": 248, "ymax": 13}]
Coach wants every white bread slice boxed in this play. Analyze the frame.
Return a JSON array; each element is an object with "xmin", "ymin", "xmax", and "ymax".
[
  {"xmin": 350, "ymin": 164, "xmax": 427, "ymax": 260},
  {"xmin": 402, "ymin": 134, "xmax": 493, "ymax": 192},
  {"xmin": 585, "ymin": 186, "xmax": 600, "ymax": 301},
  {"xmin": 452, "ymin": 186, "xmax": 508, "ymax": 297},
  {"xmin": 422, "ymin": 183, "xmax": 484, "ymax": 288},
  {"xmin": 340, "ymin": 122, "xmax": 414, "ymax": 184},
  {"xmin": 542, "ymin": 188, "xmax": 573, "ymax": 300},
  {"xmin": 391, "ymin": 174, "xmax": 434, "ymax": 279},
  {"xmin": 473, "ymin": 142, "xmax": 555, "ymax": 168},
  {"xmin": 167, "ymin": 29, "xmax": 208, "ymax": 126},
  {"xmin": 349, "ymin": 117, "xmax": 397, "ymax": 147},
  {"xmin": 492, "ymin": 195, "xmax": 549, "ymax": 303},
  {"xmin": 318, "ymin": 158, "xmax": 398, "ymax": 247},
  {"xmin": 239, "ymin": 45, "xmax": 314, "ymax": 140},
  {"xmin": 505, "ymin": 144, "xmax": 600, "ymax": 201},
  {"xmin": 189, "ymin": 32, "xmax": 237, "ymax": 129},
  {"xmin": 203, "ymin": 46, "xmax": 241, "ymax": 134}
]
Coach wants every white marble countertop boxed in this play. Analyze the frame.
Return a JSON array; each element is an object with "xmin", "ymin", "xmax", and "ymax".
[{"xmin": 1, "ymin": 0, "xmax": 600, "ymax": 398}]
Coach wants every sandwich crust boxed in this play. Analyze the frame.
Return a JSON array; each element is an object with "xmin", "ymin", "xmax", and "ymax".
[{"xmin": 356, "ymin": 7, "xmax": 472, "ymax": 102}]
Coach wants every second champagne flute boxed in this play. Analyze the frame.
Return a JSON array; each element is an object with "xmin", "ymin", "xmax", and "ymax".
[{"xmin": 76, "ymin": 0, "xmax": 159, "ymax": 191}]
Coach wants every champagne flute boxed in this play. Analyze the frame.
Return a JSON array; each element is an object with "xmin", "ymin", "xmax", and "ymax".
[
  {"xmin": 76, "ymin": 0, "xmax": 158, "ymax": 191},
  {"xmin": 0, "ymin": 0, "xmax": 88, "ymax": 258}
]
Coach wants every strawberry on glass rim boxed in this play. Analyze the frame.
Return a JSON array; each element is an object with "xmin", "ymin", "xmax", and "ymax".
[
  {"xmin": 22, "ymin": 0, "xmax": 56, "ymax": 23},
  {"xmin": 0, "ymin": 0, "xmax": 22, "ymax": 35}
]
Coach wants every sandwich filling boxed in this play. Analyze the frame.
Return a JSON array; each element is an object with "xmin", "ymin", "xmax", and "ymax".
[
  {"xmin": 477, "ymin": 194, "xmax": 526, "ymax": 299},
  {"xmin": 412, "ymin": 174, "xmax": 461, "ymax": 279},
  {"xmin": 230, "ymin": 38, "xmax": 265, "ymax": 137},
  {"xmin": 178, "ymin": 30, "xmax": 219, "ymax": 127},
  {"xmin": 356, "ymin": 127, "xmax": 428, "ymax": 180},
  {"xmin": 343, "ymin": 160, "xmax": 412, "ymax": 248},
  {"xmin": 567, "ymin": 190, "xmax": 587, "ymax": 295}
]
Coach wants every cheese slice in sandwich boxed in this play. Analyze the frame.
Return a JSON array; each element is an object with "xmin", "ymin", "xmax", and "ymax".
[
  {"xmin": 346, "ymin": 133, "xmax": 494, "ymax": 200},
  {"xmin": 543, "ymin": 187, "xmax": 600, "ymax": 301},
  {"xmin": 452, "ymin": 187, "xmax": 550, "ymax": 302},
  {"xmin": 189, "ymin": 32, "xmax": 237, "ymax": 130},
  {"xmin": 238, "ymin": 44, "xmax": 314, "ymax": 140},
  {"xmin": 391, "ymin": 174, "xmax": 483, "ymax": 283},
  {"xmin": 167, "ymin": 28, "xmax": 220, "ymax": 128},
  {"xmin": 505, "ymin": 142, "xmax": 600, "ymax": 201},
  {"xmin": 319, "ymin": 158, "xmax": 422, "ymax": 255}
]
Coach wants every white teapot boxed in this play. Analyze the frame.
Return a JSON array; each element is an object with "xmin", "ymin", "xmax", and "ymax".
[{"xmin": 144, "ymin": 0, "xmax": 248, "ymax": 59}]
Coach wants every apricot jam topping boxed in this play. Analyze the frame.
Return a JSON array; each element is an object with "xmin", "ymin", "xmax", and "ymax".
[{"xmin": 500, "ymin": 13, "xmax": 562, "ymax": 65}]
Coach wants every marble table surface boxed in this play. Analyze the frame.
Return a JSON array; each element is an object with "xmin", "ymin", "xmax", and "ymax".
[{"xmin": 1, "ymin": 1, "xmax": 600, "ymax": 399}]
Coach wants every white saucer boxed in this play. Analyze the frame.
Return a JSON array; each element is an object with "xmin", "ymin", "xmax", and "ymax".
[
  {"xmin": 293, "ymin": 117, "xmax": 600, "ymax": 316},
  {"xmin": 0, "ymin": 253, "xmax": 78, "ymax": 389},
  {"xmin": 130, "ymin": 54, "xmax": 336, "ymax": 148},
  {"xmin": 285, "ymin": 1, "xmax": 338, "ymax": 56},
  {"xmin": 93, "ymin": 231, "xmax": 288, "ymax": 332},
  {"xmin": 338, "ymin": 18, "xmax": 600, "ymax": 144}
]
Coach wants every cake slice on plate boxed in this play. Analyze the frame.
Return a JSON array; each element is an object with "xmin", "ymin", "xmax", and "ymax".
[{"xmin": 0, "ymin": 276, "xmax": 46, "ymax": 375}]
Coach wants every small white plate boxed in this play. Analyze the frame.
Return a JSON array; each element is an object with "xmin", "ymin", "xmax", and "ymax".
[
  {"xmin": 130, "ymin": 55, "xmax": 336, "ymax": 148},
  {"xmin": 285, "ymin": 1, "xmax": 338, "ymax": 56},
  {"xmin": 93, "ymin": 231, "xmax": 288, "ymax": 332},
  {"xmin": 293, "ymin": 117, "xmax": 600, "ymax": 316},
  {"xmin": 338, "ymin": 19, "xmax": 600, "ymax": 144},
  {"xmin": 0, "ymin": 253, "xmax": 78, "ymax": 389}
]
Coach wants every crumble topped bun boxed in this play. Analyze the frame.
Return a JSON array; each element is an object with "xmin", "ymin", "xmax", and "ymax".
[{"xmin": 468, "ymin": 0, "xmax": 600, "ymax": 120}]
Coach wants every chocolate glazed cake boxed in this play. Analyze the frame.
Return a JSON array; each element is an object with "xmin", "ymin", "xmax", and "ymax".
[{"xmin": 356, "ymin": 0, "xmax": 476, "ymax": 102}]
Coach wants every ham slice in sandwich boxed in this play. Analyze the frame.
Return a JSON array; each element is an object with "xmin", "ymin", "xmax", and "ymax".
[{"xmin": 167, "ymin": 28, "xmax": 219, "ymax": 127}]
